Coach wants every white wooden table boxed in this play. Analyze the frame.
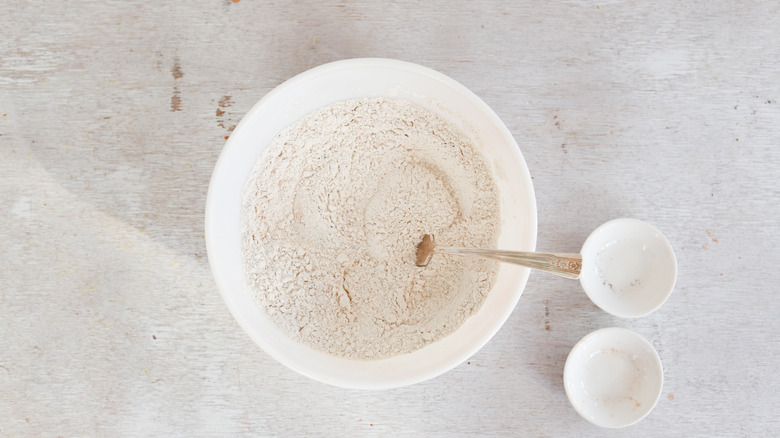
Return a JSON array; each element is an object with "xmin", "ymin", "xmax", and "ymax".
[{"xmin": 2, "ymin": 1, "xmax": 779, "ymax": 436}]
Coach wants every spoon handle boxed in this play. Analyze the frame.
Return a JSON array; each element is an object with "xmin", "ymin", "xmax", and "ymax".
[{"xmin": 434, "ymin": 246, "xmax": 582, "ymax": 279}]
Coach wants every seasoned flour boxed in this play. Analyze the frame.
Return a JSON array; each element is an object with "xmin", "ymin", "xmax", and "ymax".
[{"xmin": 241, "ymin": 98, "xmax": 501, "ymax": 359}]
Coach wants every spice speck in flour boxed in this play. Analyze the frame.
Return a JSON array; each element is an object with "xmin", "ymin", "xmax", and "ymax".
[{"xmin": 241, "ymin": 98, "xmax": 501, "ymax": 359}]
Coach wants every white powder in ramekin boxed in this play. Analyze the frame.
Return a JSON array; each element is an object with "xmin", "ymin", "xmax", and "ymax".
[{"xmin": 241, "ymin": 98, "xmax": 500, "ymax": 359}]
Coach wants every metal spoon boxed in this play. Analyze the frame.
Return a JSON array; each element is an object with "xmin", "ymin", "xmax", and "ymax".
[{"xmin": 415, "ymin": 234, "xmax": 582, "ymax": 279}]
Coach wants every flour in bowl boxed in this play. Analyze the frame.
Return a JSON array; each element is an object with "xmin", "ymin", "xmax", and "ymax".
[{"xmin": 241, "ymin": 98, "xmax": 501, "ymax": 359}]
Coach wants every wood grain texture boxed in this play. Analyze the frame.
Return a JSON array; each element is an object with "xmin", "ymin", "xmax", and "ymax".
[{"xmin": 1, "ymin": 0, "xmax": 779, "ymax": 436}]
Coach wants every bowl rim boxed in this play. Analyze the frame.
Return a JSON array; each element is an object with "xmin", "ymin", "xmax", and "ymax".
[{"xmin": 205, "ymin": 58, "xmax": 537, "ymax": 389}]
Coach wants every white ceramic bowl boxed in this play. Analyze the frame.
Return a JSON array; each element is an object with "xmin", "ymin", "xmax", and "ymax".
[
  {"xmin": 564, "ymin": 327, "xmax": 664, "ymax": 428},
  {"xmin": 579, "ymin": 218, "xmax": 677, "ymax": 318},
  {"xmin": 205, "ymin": 58, "xmax": 537, "ymax": 389}
]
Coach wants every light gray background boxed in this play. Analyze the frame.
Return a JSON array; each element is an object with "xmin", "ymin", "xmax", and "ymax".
[{"xmin": 2, "ymin": 1, "xmax": 778, "ymax": 436}]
